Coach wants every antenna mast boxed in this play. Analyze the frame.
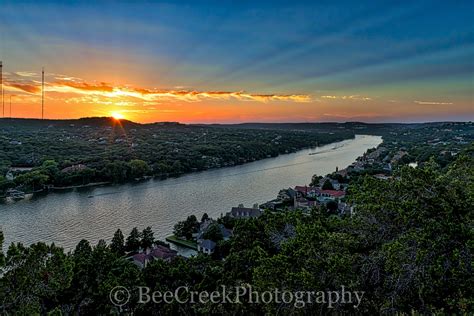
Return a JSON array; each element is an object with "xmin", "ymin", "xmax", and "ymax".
[
  {"xmin": 42, "ymin": 67, "xmax": 44, "ymax": 119},
  {"xmin": 1, "ymin": 61, "xmax": 3, "ymax": 118}
]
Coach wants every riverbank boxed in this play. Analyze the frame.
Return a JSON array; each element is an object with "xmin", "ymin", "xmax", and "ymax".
[{"xmin": 52, "ymin": 182, "xmax": 111, "ymax": 190}]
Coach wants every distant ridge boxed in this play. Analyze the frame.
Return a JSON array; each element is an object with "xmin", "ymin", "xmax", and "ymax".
[{"xmin": 0, "ymin": 117, "xmax": 470, "ymax": 129}]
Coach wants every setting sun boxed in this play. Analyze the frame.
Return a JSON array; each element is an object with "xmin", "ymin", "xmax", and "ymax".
[{"xmin": 111, "ymin": 112, "xmax": 125, "ymax": 120}]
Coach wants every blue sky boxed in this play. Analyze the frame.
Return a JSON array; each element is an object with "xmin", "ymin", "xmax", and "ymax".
[{"xmin": 0, "ymin": 0, "xmax": 473, "ymax": 122}]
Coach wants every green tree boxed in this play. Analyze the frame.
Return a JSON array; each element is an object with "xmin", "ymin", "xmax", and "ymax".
[
  {"xmin": 125, "ymin": 227, "xmax": 141, "ymax": 253},
  {"xmin": 14, "ymin": 170, "xmax": 49, "ymax": 191},
  {"xmin": 310, "ymin": 174, "xmax": 322, "ymax": 187},
  {"xmin": 322, "ymin": 178, "xmax": 334, "ymax": 190},
  {"xmin": 104, "ymin": 161, "xmax": 129, "ymax": 183},
  {"xmin": 173, "ymin": 215, "xmax": 199, "ymax": 240},
  {"xmin": 0, "ymin": 230, "xmax": 4, "ymax": 268},
  {"xmin": 110, "ymin": 229, "xmax": 125, "ymax": 255},
  {"xmin": 40, "ymin": 160, "xmax": 59, "ymax": 178},
  {"xmin": 141, "ymin": 226, "xmax": 155, "ymax": 250},
  {"xmin": 202, "ymin": 223, "xmax": 223, "ymax": 242},
  {"xmin": 128, "ymin": 159, "xmax": 151, "ymax": 179},
  {"xmin": 0, "ymin": 175, "xmax": 14, "ymax": 194},
  {"xmin": 326, "ymin": 200, "xmax": 338, "ymax": 213}
]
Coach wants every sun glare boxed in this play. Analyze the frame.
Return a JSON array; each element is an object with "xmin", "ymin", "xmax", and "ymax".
[{"xmin": 111, "ymin": 112, "xmax": 125, "ymax": 120}]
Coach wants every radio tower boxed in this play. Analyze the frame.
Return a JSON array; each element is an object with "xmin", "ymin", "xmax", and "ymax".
[
  {"xmin": 41, "ymin": 67, "xmax": 44, "ymax": 120},
  {"xmin": 42, "ymin": 67, "xmax": 44, "ymax": 119},
  {"xmin": 1, "ymin": 61, "xmax": 3, "ymax": 118}
]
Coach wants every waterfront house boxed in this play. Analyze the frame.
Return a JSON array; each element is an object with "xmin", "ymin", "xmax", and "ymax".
[
  {"xmin": 277, "ymin": 188, "xmax": 298, "ymax": 201},
  {"xmin": 227, "ymin": 204, "xmax": 262, "ymax": 218},
  {"xmin": 61, "ymin": 164, "xmax": 87, "ymax": 174},
  {"xmin": 316, "ymin": 189, "xmax": 346, "ymax": 202},
  {"xmin": 293, "ymin": 197, "xmax": 318, "ymax": 211},
  {"xmin": 318, "ymin": 177, "xmax": 342, "ymax": 190},
  {"xmin": 196, "ymin": 221, "xmax": 233, "ymax": 241},
  {"xmin": 197, "ymin": 239, "xmax": 216, "ymax": 255},
  {"xmin": 130, "ymin": 245, "xmax": 178, "ymax": 269}
]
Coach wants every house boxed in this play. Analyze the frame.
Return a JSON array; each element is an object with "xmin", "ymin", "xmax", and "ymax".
[
  {"xmin": 197, "ymin": 239, "xmax": 216, "ymax": 255},
  {"xmin": 61, "ymin": 164, "xmax": 87, "ymax": 173},
  {"xmin": 227, "ymin": 204, "xmax": 262, "ymax": 218},
  {"xmin": 374, "ymin": 174, "xmax": 391, "ymax": 180},
  {"xmin": 316, "ymin": 189, "xmax": 346, "ymax": 202},
  {"xmin": 319, "ymin": 177, "xmax": 342, "ymax": 190},
  {"xmin": 294, "ymin": 197, "xmax": 318, "ymax": 210},
  {"xmin": 130, "ymin": 245, "xmax": 178, "ymax": 269},
  {"xmin": 196, "ymin": 220, "xmax": 233, "ymax": 241},
  {"xmin": 277, "ymin": 188, "xmax": 297, "ymax": 201},
  {"xmin": 294, "ymin": 186, "xmax": 320, "ymax": 199}
]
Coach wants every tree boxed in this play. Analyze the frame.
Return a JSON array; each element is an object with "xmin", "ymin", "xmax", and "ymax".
[
  {"xmin": 201, "ymin": 213, "xmax": 209, "ymax": 222},
  {"xmin": 0, "ymin": 230, "xmax": 4, "ymax": 268},
  {"xmin": 104, "ymin": 161, "xmax": 129, "ymax": 183},
  {"xmin": 14, "ymin": 170, "xmax": 49, "ymax": 191},
  {"xmin": 125, "ymin": 227, "xmax": 141, "ymax": 253},
  {"xmin": 322, "ymin": 179, "xmax": 334, "ymax": 190},
  {"xmin": 310, "ymin": 174, "xmax": 322, "ymax": 187},
  {"xmin": 173, "ymin": 215, "xmax": 199, "ymax": 240},
  {"xmin": 141, "ymin": 226, "xmax": 154, "ymax": 250},
  {"xmin": 128, "ymin": 159, "xmax": 151, "ymax": 179},
  {"xmin": 110, "ymin": 229, "xmax": 125, "ymax": 255},
  {"xmin": 40, "ymin": 160, "xmax": 59, "ymax": 179},
  {"xmin": 202, "ymin": 223, "xmax": 223, "ymax": 242},
  {"xmin": 326, "ymin": 200, "xmax": 338, "ymax": 213},
  {"xmin": 0, "ymin": 175, "xmax": 14, "ymax": 194}
]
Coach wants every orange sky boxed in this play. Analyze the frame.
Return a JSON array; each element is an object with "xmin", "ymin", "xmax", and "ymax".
[{"xmin": 2, "ymin": 71, "xmax": 472, "ymax": 123}]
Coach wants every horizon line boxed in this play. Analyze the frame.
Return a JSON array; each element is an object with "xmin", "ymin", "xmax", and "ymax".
[{"xmin": 0, "ymin": 116, "xmax": 472, "ymax": 125}]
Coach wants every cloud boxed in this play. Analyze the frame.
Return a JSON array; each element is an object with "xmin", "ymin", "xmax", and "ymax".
[
  {"xmin": 321, "ymin": 95, "xmax": 372, "ymax": 101},
  {"xmin": 56, "ymin": 81, "xmax": 115, "ymax": 92},
  {"xmin": 414, "ymin": 100, "xmax": 453, "ymax": 105},
  {"xmin": 51, "ymin": 80, "xmax": 311, "ymax": 103},
  {"xmin": 5, "ymin": 82, "xmax": 41, "ymax": 94},
  {"xmin": 2, "ymin": 72, "xmax": 311, "ymax": 103},
  {"xmin": 15, "ymin": 71, "xmax": 38, "ymax": 77}
]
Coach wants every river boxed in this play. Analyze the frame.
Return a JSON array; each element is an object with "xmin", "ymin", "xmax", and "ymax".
[{"xmin": 0, "ymin": 134, "xmax": 382, "ymax": 251}]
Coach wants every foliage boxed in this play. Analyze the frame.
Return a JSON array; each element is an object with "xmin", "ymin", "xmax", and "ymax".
[
  {"xmin": 141, "ymin": 226, "xmax": 155, "ymax": 250},
  {"xmin": 125, "ymin": 227, "xmax": 141, "ymax": 253},
  {"xmin": 110, "ymin": 229, "xmax": 125, "ymax": 255},
  {"xmin": 322, "ymin": 178, "xmax": 334, "ymax": 190},
  {"xmin": 173, "ymin": 215, "xmax": 199, "ymax": 240},
  {"xmin": 202, "ymin": 223, "xmax": 223, "ymax": 242}
]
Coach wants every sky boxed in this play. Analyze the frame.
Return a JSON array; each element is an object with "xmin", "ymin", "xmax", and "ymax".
[{"xmin": 0, "ymin": 0, "xmax": 473, "ymax": 123}]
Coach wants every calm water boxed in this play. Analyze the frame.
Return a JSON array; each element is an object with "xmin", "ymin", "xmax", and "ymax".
[{"xmin": 0, "ymin": 135, "xmax": 381, "ymax": 251}]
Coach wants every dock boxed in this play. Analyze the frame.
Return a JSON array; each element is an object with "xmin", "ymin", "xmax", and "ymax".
[{"xmin": 165, "ymin": 235, "xmax": 198, "ymax": 250}]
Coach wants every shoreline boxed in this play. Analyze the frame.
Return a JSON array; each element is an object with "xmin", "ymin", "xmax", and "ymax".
[{"xmin": 2, "ymin": 135, "xmax": 358, "ymax": 203}]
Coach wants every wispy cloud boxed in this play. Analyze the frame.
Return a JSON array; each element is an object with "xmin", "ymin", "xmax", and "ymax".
[
  {"xmin": 414, "ymin": 100, "xmax": 453, "ymax": 105},
  {"xmin": 5, "ymin": 82, "xmax": 41, "ymax": 94},
  {"xmin": 52, "ymin": 80, "xmax": 311, "ymax": 103},
  {"xmin": 15, "ymin": 71, "xmax": 38, "ymax": 77},
  {"xmin": 321, "ymin": 95, "xmax": 372, "ymax": 101}
]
